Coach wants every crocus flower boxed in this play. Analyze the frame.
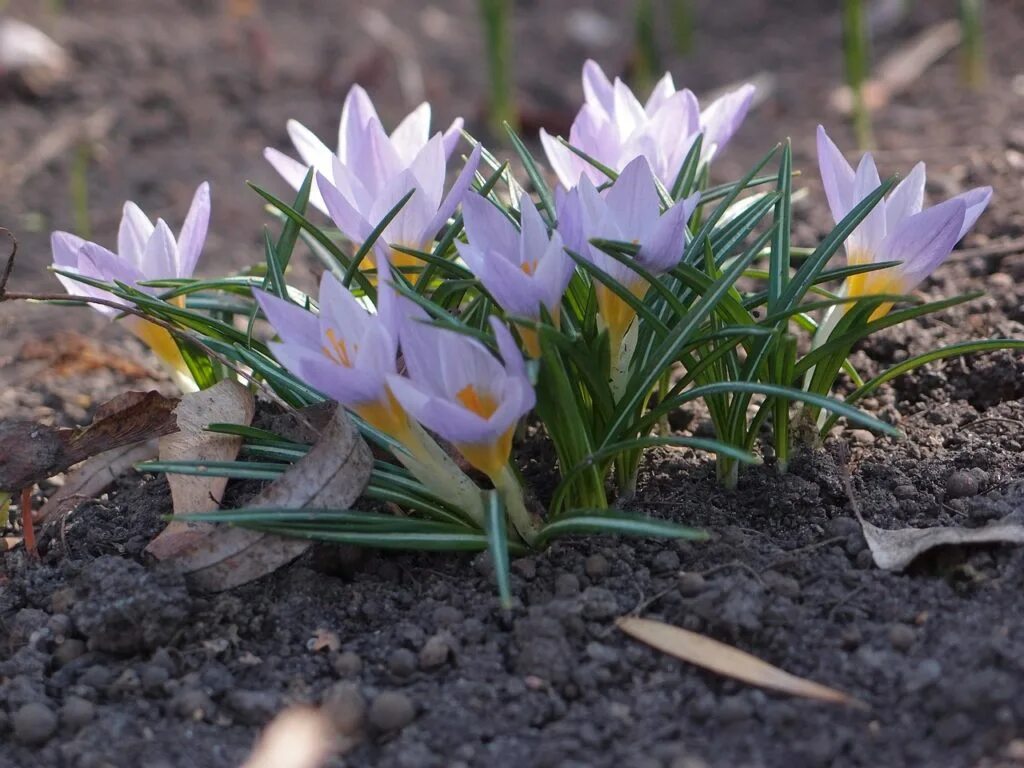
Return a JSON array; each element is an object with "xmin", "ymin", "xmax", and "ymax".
[
  {"xmin": 456, "ymin": 192, "xmax": 574, "ymax": 357},
  {"xmin": 816, "ymin": 125, "xmax": 992, "ymax": 327},
  {"xmin": 50, "ymin": 182, "xmax": 211, "ymax": 391},
  {"xmin": 540, "ymin": 59, "xmax": 755, "ymax": 189},
  {"xmin": 254, "ymin": 271, "xmax": 407, "ymax": 439},
  {"xmin": 388, "ymin": 317, "xmax": 535, "ymax": 481},
  {"xmin": 265, "ymin": 84, "xmax": 464, "ymax": 214},
  {"xmin": 557, "ymin": 156, "xmax": 699, "ymax": 359}
]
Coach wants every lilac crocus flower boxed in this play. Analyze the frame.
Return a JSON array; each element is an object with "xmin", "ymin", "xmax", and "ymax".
[
  {"xmin": 50, "ymin": 182, "xmax": 211, "ymax": 391},
  {"xmin": 456, "ymin": 192, "xmax": 574, "ymax": 357},
  {"xmin": 388, "ymin": 317, "xmax": 535, "ymax": 480},
  {"xmin": 816, "ymin": 125, "xmax": 992, "ymax": 326},
  {"xmin": 254, "ymin": 271, "xmax": 408, "ymax": 439},
  {"xmin": 265, "ymin": 84, "xmax": 464, "ymax": 214},
  {"xmin": 540, "ymin": 60, "xmax": 755, "ymax": 189},
  {"xmin": 557, "ymin": 156, "xmax": 699, "ymax": 357}
]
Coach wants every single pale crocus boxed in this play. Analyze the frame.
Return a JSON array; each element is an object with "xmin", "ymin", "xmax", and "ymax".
[
  {"xmin": 456, "ymin": 192, "xmax": 574, "ymax": 357},
  {"xmin": 50, "ymin": 182, "xmax": 211, "ymax": 392},
  {"xmin": 265, "ymin": 84, "xmax": 464, "ymax": 214},
  {"xmin": 540, "ymin": 59, "xmax": 755, "ymax": 189},
  {"xmin": 816, "ymin": 125, "xmax": 992, "ymax": 332},
  {"xmin": 558, "ymin": 156, "xmax": 699, "ymax": 360},
  {"xmin": 388, "ymin": 316, "xmax": 535, "ymax": 482}
]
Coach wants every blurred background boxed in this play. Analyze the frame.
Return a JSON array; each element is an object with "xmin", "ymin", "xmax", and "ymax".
[{"xmin": 1, "ymin": 0, "xmax": 1022, "ymax": 415}]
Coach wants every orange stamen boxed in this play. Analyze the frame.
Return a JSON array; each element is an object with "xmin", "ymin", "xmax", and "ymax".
[
  {"xmin": 322, "ymin": 328, "xmax": 355, "ymax": 367},
  {"xmin": 456, "ymin": 384, "xmax": 499, "ymax": 419}
]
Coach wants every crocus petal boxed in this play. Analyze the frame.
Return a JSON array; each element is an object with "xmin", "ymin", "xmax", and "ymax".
[
  {"xmin": 118, "ymin": 201, "xmax": 155, "ymax": 268},
  {"xmin": 407, "ymin": 133, "xmax": 446, "ymax": 209},
  {"xmin": 582, "ymin": 59, "xmax": 615, "ymax": 114},
  {"xmin": 949, "ymin": 186, "xmax": 992, "ymax": 240},
  {"xmin": 604, "ymin": 156, "xmax": 661, "ymax": 237},
  {"xmin": 317, "ymin": 270, "xmax": 374, "ymax": 345},
  {"xmin": 387, "ymin": 375, "xmax": 494, "ymax": 446},
  {"xmin": 420, "ymin": 143, "xmax": 482, "ymax": 243},
  {"xmin": 884, "ymin": 162, "xmax": 926, "ymax": 233},
  {"xmin": 51, "ymin": 231, "xmax": 86, "ymax": 268},
  {"xmin": 817, "ymin": 125, "xmax": 856, "ymax": 225},
  {"xmin": 491, "ymin": 316, "xmax": 529, "ymax": 381},
  {"xmin": 176, "ymin": 182, "xmax": 210, "ymax": 278},
  {"xmin": 847, "ymin": 153, "xmax": 887, "ymax": 259},
  {"xmin": 272, "ymin": 341, "xmax": 384, "ymax": 406},
  {"xmin": 441, "ymin": 118, "xmax": 465, "ymax": 158},
  {"xmin": 287, "ymin": 119, "xmax": 336, "ymax": 175},
  {"xmin": 51, "ymin": 232, "xmax": 117, "ymax": 316},
  {"xmin": 638, "ymin": 192, "xmax": 699, "ymax": 274},
  {"xmin": 265, "ymin": 147, "xmax": 329, "ymax": 213},
  {"xmin": 877, "ymin": 197, "xmax": 966, "ymax": 291},
  {"xmin": 141, "ymin": 220, "xmax": 178, "ymax": 280},
  {"xmin": 462, "ymin": 192, "xmax": 519, "ymax": 259},
  {"xmin": 540, "ymin": 128, "xmax": 581, "ymax": 190},
  {"xmin": 318, "ymin": 171, "xmax": 372, "ymax": 244},
  {"xmin": 79, "ymin": 242, "xmax": 147, "ymax": 288},
  {"xmin": 532, "ymin": 231, "xmax": 573, "ymax": 312},
  {"xmin": 390, "ymin": 103, "xmax": 432, "ymax": 165},
  {"xmin": 644, "ymin": 71, "xmax": 676, "ymax": 115},
  {"xmin": 338, "ymin": 84, "xmax": 380, "ymax": 161},
  {"xmin": 611, "ymin": 78, "xmax": 646, "ymax": 139},
  {"xmin": 458, "ymin": 241, "xmax": 542, "ymax": 318},
  {"xmin": 699, "ymin": 83, "xmax": 755, "ymax": 159},
  {"xmin": 253, "ymin": 289, "xmax": 320, "ymax": 351}
]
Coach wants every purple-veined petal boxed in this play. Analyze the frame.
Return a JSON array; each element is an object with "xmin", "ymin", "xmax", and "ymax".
[
  {"xmin": 407, "ymin": 133, "xmax": 447, "ymax": 209},
  {"xmin": 118, "ymin": 201, "xmax": 155, "ymax": 268},
  {"xmin": 387, "ymin": 374, "xmax": 495, "ymax": 446},
  {"xmin": 644, "ymin": 71, "xmax": 676, "ymax": 115},
  {"xmin": 816, "ymin": 125, "xmax": 856, "ymax": 225},
  {"xmin": 140, "ymin": 220, "xmax": 178, "ymax": 279},
  {"xmin": 540, "ymin": 128, "xmax": 581, "ymax": 189},
  {"xmin": 699, "ymin": 83, "xmax": 755, "ymax": 159},
  {"xmin": 604, "ymin": 156, "xmax": 661, "ymax": 238},
  {"xmin": 491, "ymin": 316, "xmax": 529, "ymax": 380},
  {"xmin": 420, "ymin": 143, "xmax": 482, "ymax": 244},
  {"xmin": 370, "ymin": 169, "xmax": 434, "ymax": 250},
  {"xmin": 611, "ymin": 78, "xmax": 646, "ymax": 140},
  {"xmin": 638, "ymin": 192, "xmax": 698, "ymax": 274},
  {"xmin": 847, "ymin": 153, "xmax": 887, "ymax": 260},
  {"xmin": 176, "ymin": 182, "xmax": 210, "ymax": 278},
  {"xmin": 51, "ymin": 231, "xmax": 86, "ymax": 268},
  {"xmin": 338, "ymin": 84, "xmax": 380, "ymax": 161},
  {"xmin": 390, "ymin": 102, "xmax": 432, "ymax": 165},
  {"xmin": 877, "ymin": 197, "xmax": 966, "ymax": 291},
  {"xmin": 265, "ymin": 147, "xmax": 329, "ymax": 213},
  {"xmin": 461, "ymin": 193, "xmax": 519, "ymax": 262},
  {"xmin": 317, "ymin": 270, "xmax": 374, "ymax": 346},
  {"xmin": 253, "ymin": 289, "xmax": 320, "ymax": 352},
  {"xmin": 532, "ymin": 231, "xmax": 574, "ymax": 312},
  {"xmin": 949, "ymin": 186, "xmax": 992, "ymax": 240},
  {"xmin": 441, "ymin": 117, "xmax": 465, "ymax": 158},
  {"xmin": 884, "ymin": 162, "xmax": 926, "ymax": 233},
  {"xmin": 272, "ymin": 341, "xmax": 384, "ymax": 406},
  {"xmin": 582, "ymin": 59, "xmax": 615, "ymax": 114},
  {"xmin": 318, "ymin": 171, "xmax": 372, "ymax": 244},
  {"xmin": 458, "ymin": 241, "xmax": 542, "ymax": 318},
  {"xmin": 287, "ymin": 119, "xmax": 336, "ymax": 174}
]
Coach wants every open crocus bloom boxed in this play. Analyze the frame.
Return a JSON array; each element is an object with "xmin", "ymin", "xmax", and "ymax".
[
  {"xmin": 558, "ymin": 156, "xmax": 699, "ymax": 359},
  {"xmin": 541, "ymin": 59, "xmax": 755, "ymax": 189},
  {"xmin": 254, "ymin": 272, "xmax": 407, "ymax": 439},
  {"xmin": 817, "ymin": 125, "xmax": 992, "ymax": 327},
  {"xmin": 265, "ymin": 84, "xmax": 464, "ymax": 215},
  {"xmin": 388, "ymin": 317, "xmax": 535, "ymax": 481},
  {"xmin": 50, "ymin": 182, "xmax": 211, "ymax": 392},
  {"xmin": 456, "ymin": 192, "xmax": 574, "ymax": 357}
]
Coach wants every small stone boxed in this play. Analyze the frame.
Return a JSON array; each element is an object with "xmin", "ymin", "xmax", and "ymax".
[
  {"xmin": 763, "ymin": 572, "xmax": 800, "ymax": 598},
  {"xmin": 717, "ymin": 694, "xmax": 753, "ymax": 723},
  {"xmin": 224, "ymin": 690, "xmax": 279, "ymax": 725},
  {"xmin": 584, "ymin": 554, "xmax": 610, "ymax": 580},
  {"xmin": 652, "ymin": 550, "xmax": 681, "ymax": 574},
  {"xmin": 418, "ymin": 635, "xmax": 450, "ymax": 670},
  {"xmin": 387, "ymin": 648, "xmax": 417, "ymax": 678},
  {"xmin": 511, "ymin": 558, "xmax": 537, "ymax": 580},
  {"xmin": 140, "ymin": 663, "xmax": 170, "ymax": 693},
  {"xmin": 59, "ymin": 696, "xmax": 94, "ymax": 731},
  {"xmin": 849, "ymin": 429, "xmax": 875, "ymax": 446},
  {"xmin": 431, "ymin": 606, "xmax": 463, "ymax": 628},
  {"xmin": 581, "ymin": 587, "xmax": 619, "ymax": 620},
  {"xmin": 53, "ymin": 638, "xmax": 87, "ymax": 667},
  {"xmin": 172, "ymin": 688, "xmax": 214, "ymax": 720},
  {"xmin": 50, "ymin": 588, "xmax": 76, "ymax": 615},
  {"xmin": 150, "ymin": 648, "xmax": 178, "ymax": 675},
  {"xmin": 10, "ymin": 609, "xmax": 48, "ymax": 649},
  {"xmin": 855, "ymin": 549, "xmax": 874, "ymax": 569},
  {"xmin": 889, "ymin": 623, "xmax": 916, "ymax": 651},
  {"xmin": 840, "ymin": 626, "xmax": 862, "ymax": 650},
  {"xmin": 108, "ymin": 668, "xmax": 141, "ymax": 697},
  {"xmin": 826, "ymin": 517, "xmax": 860, "ymax": 538},
  {"xmin": 332, "ymin": 651, "xmax": 363, "ymax": 677},
  {"xmin": 368, "ymin": 691, "xmax": 415, "ymax": 732},
  {"xmin": 12, "ymin": 702, "xmax": 58, "ymax": 745},
  {"xmin": 554, "ymin": 573, "xmax": 580, "ymax": 597},
  {"xmin": 324, "ymin": 681, "xmax": 365, "ymax": 735},
  {"xmin": 47, "ymin": 614, "xmax": 72, "ymax": 637},
  {"xmin": 946, "ymin": 470, "xmax": 980, "ymax": 498},
  {"xmin": 893, "ymin": 484, "xmax": 916, "ymax": 499},
  {"xmin": 79, "ymin": 665, "xmax": 113, "ymax": 689},
  {"xmin": 677, "ymin": 572, "xmax": 706, "ymax": 597},
  {"xmin": 844, "ymin": 532, "xmax": 867, "ymax": 556}
]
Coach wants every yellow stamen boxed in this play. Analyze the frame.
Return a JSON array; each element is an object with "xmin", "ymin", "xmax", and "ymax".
[
  {"xmin": 322, "ymin": 328, "xmax": 355, "ymax": 367},
  {"xmin": 457, "ymin": 427, "xmax": 515, "ymax": 480},
  {"xmin": 520, "ymin": 259, "xmax": 539, "ymax": 276},
  {"xmin": 456, "ymin": 384, "xmax": 499, "ymax": 419}
]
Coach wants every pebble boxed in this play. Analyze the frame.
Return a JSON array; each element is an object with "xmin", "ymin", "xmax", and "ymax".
[
  {"xmin": 946, "ymin": 470, "xmax": 980, "ymax": 498},
  {"xmin": 432, "ymin": 605, "xmax": 463, "ymax": 628},
  {"xmin": 150, "ymin": 648, "xmax": 178, "ymax": 676},
  {"xmin": 584, "ymin": 554, "xmax": 610, "ymax": 580},
  {"xmin": 172, "ymin": 688, "xmax": 214, "ymax": 720},
  {"xmin": 826, "ymin": 517, "xmax": 861, "ymax": 538},
  {"xmin": 717, "ymin": 694, "xmax": 753, "ymax": 723},
  {"xmin": 78, "ymin": 665, "xmax": 113, "ymax": 689},
  {"xmin": 332, "ymin": 650, "xmax": 363, "ymax": 677},
  {"xmin": 889, "ymin": 623, "xmax": 916, "ymax": 651},
  {"xmin": 418, "ymin": 635, "xmax": 450, "ymax": 669},
  {"xmin": 893, "ymin": 484, "xmax": 916, "ymax": 499},
  {"xmin": 763, "ymin": 572, "xmax": 800, "ymax": 599},
  {"xmin": 224, "ymin": 689, "xmax": 279, "ymax": 725},
  {"xmin": 678, "ymin": 572, "xmax": 706, "ymax": 597},
  {"xmin": 12, "ymin": 702, "xmax": 58, "ymax": 746},
  {"xmin": 848, "ymin": 429, "xmax": 876, "ymax": 446},
  {"xmin": 555, "ymin": 573, "xmax": 580, "ymax": 597},
  {"xmin": 844, "ymin": 532, "xmax": 867, "ymax": 556},
  {"xmin": 652, "ymin": 549, "xmax": 681, "ymax": 574},
  {"xmin": 368, "ymin": 691, "xmax": 416, "ymax": 732},
  {"xmin": 53, "ymin": 638, "xmax": 87, "ymax": 667},
  {"xmin": 140, "ymin": 663, "xmax": 170, "ymax": 693},
  {"xmin": 580, "ymin": 587, "xmax": 618, "ymax": 620},
  {"xmin": 387, "ymin": 648, "xmax": 418, "ymax": 678},
  {"xmin": 59, "ymin": 696, "xmax": 95, "ymax": 731},
  {"xmin": 47, "ymin": 614, "xmax": 72, "ymax": 637},
  {"xmin": 511, "ymin": 558, "xmax": 537, "ymax": 580},
  {"xmin": 324, "ymin": 682, "xmax": 365, "ymax": 735}
]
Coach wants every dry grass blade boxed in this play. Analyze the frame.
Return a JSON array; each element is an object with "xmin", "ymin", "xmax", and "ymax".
[{"xmin": 617, "ymin": 616, "xmax": 866, "ymax": 708}]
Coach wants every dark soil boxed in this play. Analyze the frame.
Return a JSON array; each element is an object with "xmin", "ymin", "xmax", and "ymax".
[{"xmin": 3, "ymin": 1, "xmax": 1024, "ymax": 767}]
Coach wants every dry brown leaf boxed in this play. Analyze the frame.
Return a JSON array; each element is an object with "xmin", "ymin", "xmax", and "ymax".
[
  {"xmin": 617, "ymin": 616, "xmax": 865, "ymax": 708},
  {"xmin": 145, "ymin": 380, "xmax": 255, "ymax": 560},
  {"xmin": 241, "ymin": 707, "xmax": 337, "ymax": 768},
  {"xmin": 166, "ymin": 405, "xmax": 373, "ymax": 592},
  {"xmin": 36, "ymin": 440, "xmax": 159, "ymax": 524},
  {"xmin": 859, "ymin": 513, "xmax": 1024, "ymax": 571},
  {"xmin": 0, "ymin": 390, "xmax": 178, "ymax": 491}
]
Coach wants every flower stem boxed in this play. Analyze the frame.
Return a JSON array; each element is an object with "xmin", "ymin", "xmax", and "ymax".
[
  {"xmin": 397, "ymin": 422, "xmax": 487, "ymax": 527},
  {"xmin": 494, "ymin": 465, "xmax": 539, "ymax": 545}
]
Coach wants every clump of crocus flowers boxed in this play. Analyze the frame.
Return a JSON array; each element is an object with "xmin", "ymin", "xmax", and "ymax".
[{"xmin": 44, "ymin": 61, "xmax": 1014, "ymax": 559}]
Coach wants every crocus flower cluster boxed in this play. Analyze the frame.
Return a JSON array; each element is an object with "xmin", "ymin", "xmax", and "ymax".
[
  {"xmin": 815, "ymin": 125, "xmax": 992, "ymax": 335},
  {"xmin": 50, "ymin": 183, "xmax": 211, "ymax": 392},
  {"xmin": 541, "ymin": 59, "xmax": 755, "ymax": 189}
]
